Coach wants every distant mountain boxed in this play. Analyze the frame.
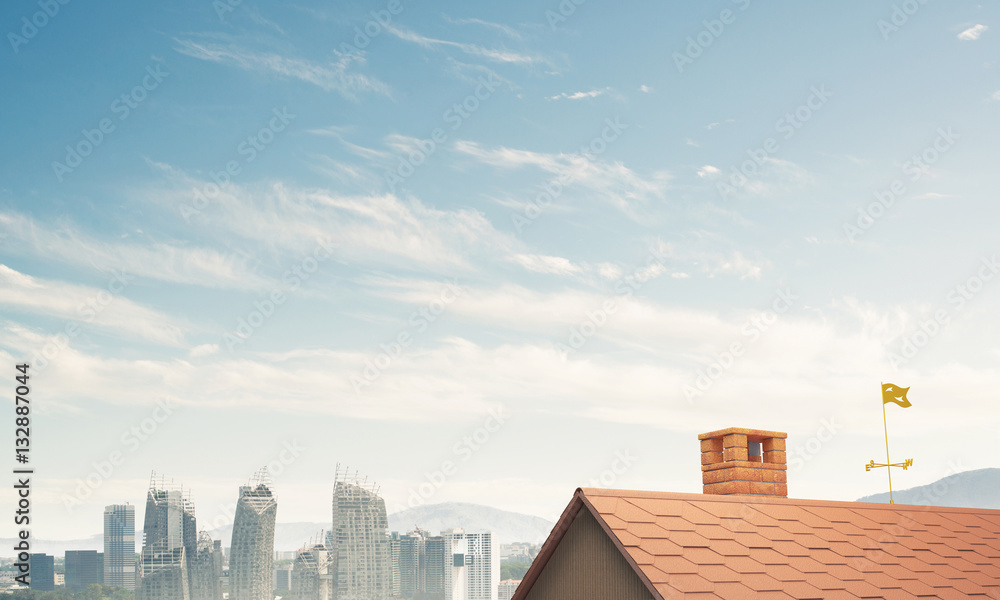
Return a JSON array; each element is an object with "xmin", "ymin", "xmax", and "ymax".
[
  {"xmin": 387, "ymin": 502, "xmax": 554, "ymax": 545},
  {"xmin": 3, "ymin": 503, "xmax": 553, "ymax": 556},
  {"xmin": 856, "ymin": 467, "xmax": 1000, "ymax": 509}
]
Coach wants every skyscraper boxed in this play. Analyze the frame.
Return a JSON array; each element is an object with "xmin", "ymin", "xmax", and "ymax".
[
  {"xmin": 137, "ymin": 475, "xmax": 195, "ymax": 600},
  {"xmin": 65, "ymin": 550, "xmax": 103, "ymax": 590},
  {"xmin": 104, "ymin": 504, "xmax": 136, "ymax": 590},
  {"xmin": 330, "ymin": 467, "xmax": 391, "ymax": 600},
  {"xmin": 188, "ymin": 532, "xmax": 223, "ymax": 600},
  {"xmin": 229, "ymin": 470, "xmax": 277, "ymax": 600},
  {"xmin": 291, "ymin": 543, "xmax": 334, "ymax": 600},
  {"xmin": 28, "ymin": 554, "xmax": 54, "ymax": 591}
]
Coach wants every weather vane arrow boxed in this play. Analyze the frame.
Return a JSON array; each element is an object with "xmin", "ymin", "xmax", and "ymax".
[{"xmin": 866, "ymin": 382, "xmax": 914, "ymax": 504}]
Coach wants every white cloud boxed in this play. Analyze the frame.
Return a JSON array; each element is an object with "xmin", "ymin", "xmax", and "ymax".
[
  {"xmin": 992, "ymin": 90, "xmax": 1000, "ymax": 101},
  {"xmin": 453, "ymin": 141, "xmax": 670, "ymax": 218},
  {"xmin": 958, "ymin": 24, "xmax": 988, "ymax": 40},
  {"xmin": 639, "ymin": 85, "xmax": 653, "ymax": 94},
  {"xmin": 385, "ymin": 24, "xmax": 541, "ymax": 65},
  {"xmin": 704, "ymin": 251, "xmax": 768, "ymax": 280},
  {"xmin": 149, "ymin": 173, "xmax": 516, "ymax": 273},
  {"xmin": 441, "ymin": 15, "xmax": 522, "ymax": 40},
  {"xmin": 597, "ymin": 263, "xmax": 623, "ymax": 281},
  {"xmin": 510, "ymin": 254, "xmax": 584, "ymax": 276},
  {"xmin": 172, "ymin": 39, "xmax": 389, "ymax": 98},
  {"xmin": 0, "ymin": 266, "xmax": 186, "ymax": 345},
  {"xmin": 546, "ymin": 87, "xmax": 611, "ymax": 101},
  {"xmin": 190, "ymin": 343, "xmax": 220, "ymax": 358},
  {"xmin": 0, "ymin": 211, "xmax": 271, "ymax": 291},
  {"xmin": 697, "ymin": 165, "xmax": 721, "ymax": 178}
]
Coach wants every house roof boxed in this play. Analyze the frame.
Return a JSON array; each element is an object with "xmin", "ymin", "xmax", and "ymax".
[{"xmin": 515, "ymin": 487, "xmax": 1000, "ymax": 600}]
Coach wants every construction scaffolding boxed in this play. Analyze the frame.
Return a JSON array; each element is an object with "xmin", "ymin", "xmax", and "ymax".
[
  {"xmin": 331, "ymin": 465, "xmax": 391, "ymax": 600},
  {"xmin": 229, "ymin": 468, "xmax": 277, "ymax": 600}
]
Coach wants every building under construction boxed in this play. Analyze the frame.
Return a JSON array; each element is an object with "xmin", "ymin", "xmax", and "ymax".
[
  {"xmin": 136, "ymin": 473, "xmax": 223, "ymax": 600},
  {"xmin": 331, "ymin": 467, "xmax": 391, "ymax": 600},
  {"xmin": 189, "ymin": 532, "xmax": 223, "ymax": 600},
  {"xmin": 292, "ymin": 535, "xmax": 334, "ymax": 600},
  {"xmin": 229, "ymin": 470, "xmax": 277, "ymax": 600}
]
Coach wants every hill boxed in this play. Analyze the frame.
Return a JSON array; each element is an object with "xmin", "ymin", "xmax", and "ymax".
[{"xmin": 856, "ymin": 467, "xmax": 1000, "ymax": 508}]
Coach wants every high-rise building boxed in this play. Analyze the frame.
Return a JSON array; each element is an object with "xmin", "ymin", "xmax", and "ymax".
[
  {"xmin": 188, "ymin": 533, "xmax": 223, "ymax": 600},
  {"xmin": 229, "ymin": 470, "xmax": 277, "ymax": 600},
  {"xmin": 291, "ymin": 544, "xmax": 334, "ymax": 600},
  {"xmin": 137, "ymin": 475, "xmax": 195, "ymax": 600},
  {"xmin": 28, "ymin": 554, "xmax": 54, "ymax": 591},
  {"xmin": 274, "ymin": 566, "xmax": 293, "ymax": 591},
  {"xmin": 497, "ymin": 580, "xmax": 520, "ymax": 600},
  {"xmin": 330, "ymin": 467, "xmax": 391, "ymax": 600},
  {"xmin": 65, "ymin": 550, "xmax": 103, "ymax": 590},
  {"xmin": 104, "ymin": 504, "xmax": 136, "ymax": 589},
  {"xmin": 391, "ymin": 529, "xmax": 433, "ymax": 598},
  {"xmin": 459, "ymin": 531, "xmax": 498, "ymax": 600},
  {"xmin": 423, "ymin": 536, "xmax": 447, "ymax": 600},
  {"xmin": 436, "ymin": 530, "xmax": 499, "ymax": 600}
]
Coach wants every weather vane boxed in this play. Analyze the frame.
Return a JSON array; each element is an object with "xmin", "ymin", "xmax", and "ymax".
[{"xmin": 865, "ymin": 382, "xmax": 914, "ymax": 504}]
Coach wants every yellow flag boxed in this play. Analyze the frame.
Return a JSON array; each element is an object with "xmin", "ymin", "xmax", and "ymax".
[{"xmin": 882, "ymin": 383, "xmax": 912, "ymax": 408}]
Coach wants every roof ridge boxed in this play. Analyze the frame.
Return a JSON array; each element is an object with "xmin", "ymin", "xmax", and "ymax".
[{"xmin": 578, "ymin": 487, "xmax": 1000, "ymax": 515}]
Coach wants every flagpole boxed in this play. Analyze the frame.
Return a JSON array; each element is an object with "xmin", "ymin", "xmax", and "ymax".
[{"xmin": 881, "ymin": 382, "xmax": 893, "ymax": 504}]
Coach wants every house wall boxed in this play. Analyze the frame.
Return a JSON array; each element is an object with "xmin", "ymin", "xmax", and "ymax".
[{"xmin": 523, "ymin": 509, "xmax": 652, "ymax": 600}]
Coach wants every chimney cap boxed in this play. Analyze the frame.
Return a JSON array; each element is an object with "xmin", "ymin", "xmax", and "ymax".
[{"xmin": 698, "ymin": 427, "xmax": 787, "ymax": 441}]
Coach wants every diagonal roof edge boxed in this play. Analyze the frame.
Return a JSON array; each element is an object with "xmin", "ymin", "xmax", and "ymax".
[{"xmin": 510, "ymin": 489, "xmax": 664, "ymax": 600}]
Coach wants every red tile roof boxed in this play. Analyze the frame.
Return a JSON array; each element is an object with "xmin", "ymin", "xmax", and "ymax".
[{"xmin": 516, "ymin": 487, "xmax": 1000, "ymax": 599}]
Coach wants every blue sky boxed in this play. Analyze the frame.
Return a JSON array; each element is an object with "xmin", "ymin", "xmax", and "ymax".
[{"xmin": 2, "ymin": 0, "xmax": 1000, "ymax": 541}]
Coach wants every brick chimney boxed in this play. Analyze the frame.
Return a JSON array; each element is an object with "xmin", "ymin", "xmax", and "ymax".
[{"xmin": 699, "ymin": 427, "xmax": 787, "ymax": 497}]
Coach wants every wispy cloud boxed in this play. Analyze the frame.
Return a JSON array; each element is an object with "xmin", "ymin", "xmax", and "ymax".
[
  {"xmin": 308, "ymin": 127, "xmax": 392, "ymax": 160},
  {"xmin": 546, "ymin": 87, "xmax": 611, "ymax": 101},
  {"xmin": 0, "ymin": 211, "xmax": 271, "ymax": 290},
  {"xmin": 172, "ymin": 38, "xmax": 389, "ymax": 98},
  {"xmin": 453, "ymin": 140, "xmax": 670, "ymax": 218},
  {"xmin": 510, "ymin": 254, "xmax": 584, "ymax": 277},
  {"xmin": 149, "ymin": 172, "xmax": 517, "ymax": 273},
  {"xmin": 639, "ymin": 85, "xmax": 653, "ymax": 94},
  {"xmin": 958, "ymin": 24, "xmax": 988, "ymax": 40},
  {"xmin": 442, "ymin": 15, "xmax": 522, "ymax": 40},
  {"xmin": 0, "ymin": 265, "xmax": 186, "ymax": 345},
  {"xmin": 385, "ymin": 24, "xmax": 542, "ymax": 65}
]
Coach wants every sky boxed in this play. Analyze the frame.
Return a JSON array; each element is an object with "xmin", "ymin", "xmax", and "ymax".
[{"xmin": 1, "ymin": 0, "xmax": 999, "ymax": 543}]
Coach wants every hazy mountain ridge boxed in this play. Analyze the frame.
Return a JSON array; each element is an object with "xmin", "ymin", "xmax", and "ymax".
[
  {"xmin": 855, "ymin": 467, "xmax": 1000, "ymax": 508},
  {"xmin": 4, "ymin": 503, "xmax": 553, "ymax": 555}
]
